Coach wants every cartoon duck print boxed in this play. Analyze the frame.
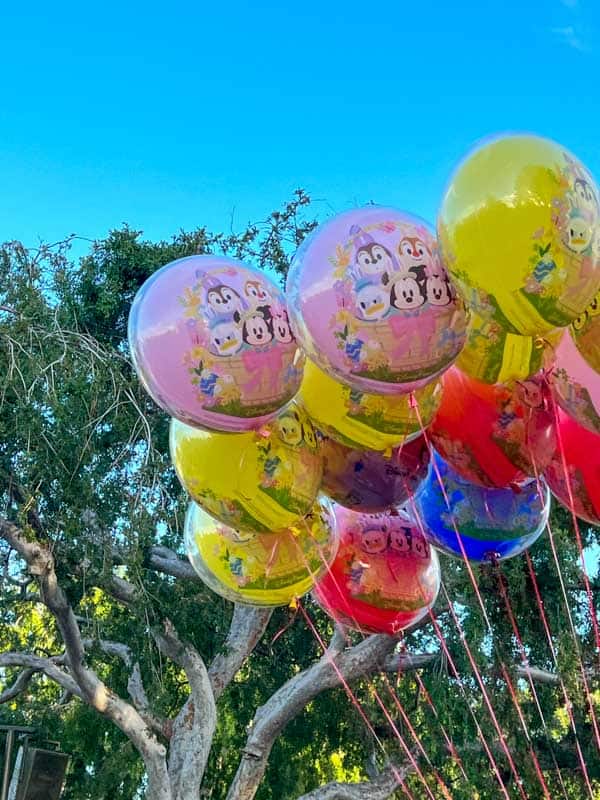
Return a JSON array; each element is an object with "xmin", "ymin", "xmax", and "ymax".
[
  {"xmin": 206, "ymin": 284, "xmax": 244, "ymax": 315},
  {"xmin": 354, "ymin": 276, "xmax": 391, "ymax": 321},
  {"xmin": 209, "ymin": 316, "xmax": 244, "ymax": 356},
  {"xmin": 350, "ymin": 225, "xmax": 395, "ymax": 276},
  {"xmin": 566, "ymin": 211, "xmax": 593, "ymax": 255},
  {"xmin": 276, "ymin": 410, "xmax": 304, "ymax": 447}
]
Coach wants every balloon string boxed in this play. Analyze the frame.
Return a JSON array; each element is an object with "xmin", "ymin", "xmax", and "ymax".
[
  {"xmin": 548, "ymin": 391, "xmax": 600, "ymax": 664},
  {"xmin": 528, "ymin": 451, "xmax": 600, "ymax": 760},
  {"xmin": 293, "ymin": 530, "xmax": 453, "ymax": 799},
  {"xmin": 491, "ymin": 557, "xmax": 571, "ymax": 800},
  {"xmin": 410, "ymin": 394, "xmax": 550, "ymax": 799},
  {"xmin": 524, "ymin": 550, "xmax": 596, "ymax": 800},
  {"xmin": 296, "ymin": 600, "xmax": 418, "ymax": 800}
]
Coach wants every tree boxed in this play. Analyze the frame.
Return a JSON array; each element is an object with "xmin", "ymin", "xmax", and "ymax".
[{"xmin": 0, "ymin": 192, "xmax": 598, "ymax": 800}]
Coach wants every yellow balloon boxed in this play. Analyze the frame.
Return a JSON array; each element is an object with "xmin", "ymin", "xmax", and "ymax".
[
  {"xmin": 299, "ymin": 359, "xmax": 440, "ymax": 452},
  {"xmin": 571, "ymin": 289, "xmax": 600, "ymax": 372},
  {"xmin": 184, "ymin": 498, "xmax": 338, "ymax": 606},
  {"xmin": 456, "ymin": 307, "xmax": 564, "ymax": 384},
  {"xmin": 170, "ymin": 401, "xmax": 323, "ymax": 534},
  {"xmin": 439, "ymin": 134, "xmax": 600, "ymax": 335}
]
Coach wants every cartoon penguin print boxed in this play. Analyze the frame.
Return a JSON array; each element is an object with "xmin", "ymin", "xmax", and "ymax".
[
  {"xmin": 206, "ymin": 284, "xmax": 244, "ymax": 315},
  {"xmin": 350, "ymin": 225, "xmax": 395, "ymax": 276}
]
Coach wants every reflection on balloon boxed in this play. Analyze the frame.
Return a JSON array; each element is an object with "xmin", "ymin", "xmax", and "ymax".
[
  {"xmin": 299, "ymin": 359, "xmax": 440, "ymax": 451},
  {"xmin": 170, "ymin": 401, "xmax": 323, "ymax": 534},
  {"xmin": 313, "ymin": 505, "xmax": 440, "ymax": 635},
  {"xmin": 430, "ymin": 367, "xmax": 555, "ymax": 488},
  {"xmin": 320, "ymin": 435, "xmax": 430, "ymax": 513},
  {"xmin": 287, "ymin": 206, "xmax": 468, "ymax": 395},
  {"xmin": 129, "ymin": 255, "xmax": 304, "ymax": 432},
  {"xmin": 544, "ymin": 407, "xmax": 600, "ymax": 526},
  {"xmin": 438, "ymin": 134, "xmax": 600, "ymax": 336},
  {"xmin": 415, "ymin": 451, "xmax": 550, "ymax": 562},
  {"xmin": 184, "ymin": 497, "xmax": 338, "ymax": 606},
  {"xmin": 550, "ymin": 329, "xmax": 600, "ymax": 436}
]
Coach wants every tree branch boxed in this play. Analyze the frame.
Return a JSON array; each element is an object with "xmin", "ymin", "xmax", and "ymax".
[
  {"xmin": 154, "ymin": 619, "xmax": 217, "ymax": 800},
  {"xmin": 295, "ymin": 760, "xmax": 415, "ymax": 800},
  {"xmin": 0, "ymin": 653, "xmax": 83, "ymax": 701},
  {"xmin": 0, "ymin": 668, "xmax": 37, "ymax": 703},
  {"xmin": 208, "ymin": 605, "xmax": 273, "ymax": 700},
  {"xmin": 0, "ymin": 517, "xmax": 171, "ymax": 798},
  {"xmin": 226, "ymin": 633, "xmax": 403, "ymax": 800}
]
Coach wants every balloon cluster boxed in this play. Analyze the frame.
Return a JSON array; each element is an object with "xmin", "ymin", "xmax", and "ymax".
[{"xmin": 129, "ymin": 133, "xmax": 600, "ymax": 635}]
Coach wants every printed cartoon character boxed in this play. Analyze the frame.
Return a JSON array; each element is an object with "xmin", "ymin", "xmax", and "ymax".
[
  {"xmin": 235, "ymin": 309, "xmax": 273, "ymax": 347},
  {"xmin": 398, "ymin": 236, "xmax": 432, "ymax": 270},
  {"xmin": 209, "ymin": 317, "xmax": 244, "ymax": 356},
  {"xmin": 411, "ymin": 534, "xmax": 429, "ymax": 558},
  {"xmin": 302, "ymin": 420, "xmax": 318, "ymax": 450},
  {"xmin": 244, "ymin": 280, "xmax": 272, "ymax": 308},
  {"xmin": 425, "ymin": 266, "xmax": 451, "ymax": 306},
  {"xmin": 355, "ymin": 276, "xmax": 391, "ymax": 320},
  {"xmin": 515, "ymin": 379, "xmax": 545, "ymax": 410},
  {"xmin": 359, "ymin": 526, "xmax": 388, "ymax": 554},
  {"xmin": 351, "ymin": 225, "xmax": 395, "ymax": 276},
  {"xmin": 573, "ymin": 178, "xmax": 599, "ymax": 218},
  {"xmin": 566, "ymin": 212, "xmax": 593, "ymax": 254},
  {"xmin": 277, "ymin": 410, "xmax": 304, "ymax": 446},
  {"xmin": 270, "ymin": 309, "xmax": 295, "ymax": 344},
  {"xmin": 389, "ymin": 526, "xmax": 411, "ymax": 553},
  {"xmin": 390, "ymin": 274, "xmax": 425, "ymax": 310},
  {"xmin": 206, "ymin": 284, "xmax": 243, "ymax": 315}
]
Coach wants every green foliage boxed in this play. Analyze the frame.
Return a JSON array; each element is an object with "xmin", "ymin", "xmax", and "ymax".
[{"xmin": 0, "ymin": 191, "xmax": 599, "ymax": 799}]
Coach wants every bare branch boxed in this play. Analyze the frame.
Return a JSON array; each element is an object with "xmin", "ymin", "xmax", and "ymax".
[
  {"xmin": 148, "ymin": 546, "xmax": 199, "ymax": 582},
  {"xmin": 0, "ymin": 668, "xmax": 36, "ymax": 703},
  {"xmin": 0, "ymin": 653, "xmax": 82, "ymax": 700},
  {"xmin": 515, "ymin": 665, "xmax": 560, "ymax": 685},
  {"xmin": 0, "ymin": 518, "xmax": 170, "ymax": 798},
  {"xmin": 154, "ymin": 620, "xmax": 217, "ymax": 800},
  {"xmin": 128, "ymin": 663, "xmax": 172, "ymax": 741},
  {"xmin": 82, "ymin": 637, "xmax": 133, "ymax": 667},
  {"xmin": 295, "ymin": 761, "xmax": 415, "ymax": 800},
  {"xmin": 208, "ymin": 605, "xmax": 272, "ymax": 700},
  {"xmin": 226, "ymin": 634, "xmax": 401, "ymax": 800}
]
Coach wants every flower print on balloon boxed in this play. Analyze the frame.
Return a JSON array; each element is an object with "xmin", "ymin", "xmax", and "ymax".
[
  {"xmin": 286, "ymin": 207, "xmax": 468, "ymax": 396},
  {"xmin": 129, "ymin": 255, "xmax": 305, "ymax": 433}
]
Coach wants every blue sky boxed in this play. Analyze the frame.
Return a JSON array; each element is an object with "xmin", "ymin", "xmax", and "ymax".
[{"xmin": 1, "ymin": 0, "xmax": 599, "ymax": 249}]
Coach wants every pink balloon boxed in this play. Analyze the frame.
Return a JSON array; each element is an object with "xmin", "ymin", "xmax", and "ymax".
[
  {"xmin": 286, "ymin": 207, "xmax": 468, "ymax": 395},
  {"xmin": 550, "ymin": 329, "xmax": 600, "ymax": 436},
  {"xmin": 129, "ymin": 256, "xmax": 304, "ymax": 432}
]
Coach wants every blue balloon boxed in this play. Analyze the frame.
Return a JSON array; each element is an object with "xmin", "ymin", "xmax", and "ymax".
[{"xmin": 413, "ymin": 451, "xmax": 550, "ymax": 562}]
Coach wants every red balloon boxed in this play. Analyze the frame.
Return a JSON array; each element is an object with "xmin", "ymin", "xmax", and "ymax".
[
  {"xmin": 430, "ymin": 368, "xmax": 556, "ymax": 488},
  {"xmin": 544, "ymin": 407, "xmax": 600, "ymax": 525},
  {"xmin": 313, "ymin": 506, "xmax": 440, "ymax": 635}
]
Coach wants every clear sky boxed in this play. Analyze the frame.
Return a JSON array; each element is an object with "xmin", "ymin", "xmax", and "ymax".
[{"xmin": 2, "ymin": 0, "xmax": 599, "ymax": 248}]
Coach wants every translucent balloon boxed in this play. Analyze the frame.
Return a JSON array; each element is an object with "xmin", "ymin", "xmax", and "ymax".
[
  {"xmin": 320, "ymin": 435, "xmax": 430, "ymax": 513},
  {"xmin": 415, "ymin": 451, "xmax": 550, "ymax": 562},
  {"xmin": 550, "ymin": 328, "xmax": 600, "ymax": 436},
  {"xmin": 287, "ymin": 207, "xmax": 468, "ymax": 395},
  {"xmin": 299, "ymin": 359, "xmax": 440, "ymax": 452},
  {"xmin": 170, "ymin": 401, "xmax": 323, "ymax": 534},
  {"xmin": 430, "ymin": 367, "xmax": 556, "ymax": 488},
  {"xmin": 544, "ymin": 407, "xmax": 600, "ymax": 525},
  {"xmin": 313, "ymin": 505, "xmax": 440, "ymax": 635},
  {"xmin": 129, "ymin": 255, "xmax": 304, "ymax": 432},
  {"xmin": 456, "ymin": 304, "xmax": 563, "ymax": 385},
  {"xmin": 439, "ymin": 134, "xmax": 600, "ymax": 336},
  {"xmin": 184, "ymin": 498, "xmax": 338, "ymax": 606},
  {"xmin": 571, "ymin": 289, "xmax": 600, "ymax": 373}
]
